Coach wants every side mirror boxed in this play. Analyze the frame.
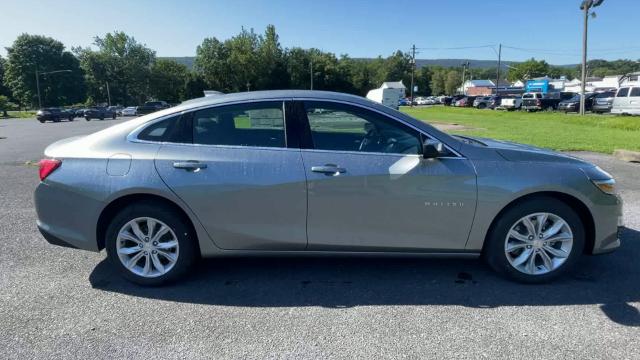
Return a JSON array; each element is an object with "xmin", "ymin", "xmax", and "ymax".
[{"xmin": 422, "ymin": 140, "xmax": 444, "ymax": 159}]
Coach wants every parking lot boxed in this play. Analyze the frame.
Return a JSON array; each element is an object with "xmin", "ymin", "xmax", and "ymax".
[{"xmin": 1, "ymin": 117, "xmax": 639, "ymax": 359}]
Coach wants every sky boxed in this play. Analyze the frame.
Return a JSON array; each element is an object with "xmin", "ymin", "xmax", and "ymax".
[{"xmin": 2, "ymin": 0, "xmax": 640, "ymax": 65}]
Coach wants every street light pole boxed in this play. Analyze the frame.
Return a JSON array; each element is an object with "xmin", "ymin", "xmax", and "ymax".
[
  {"xmin": 34, "ymin": 69, "xmax": 72, "ymax": 108},
  {"xmin": 579, "ymin": 0, "xmax": 604, "ymax": 115},
  {"xmin": 35, "ymin": 66, "xmax": 42, "ymax": 109},
  {"xmin": 580, "ymin": 3, "xmax": 589, "ymax": 115},
  {"xmin": 410, "ymin": 44, "xmax": 416, "ymax": 106}
]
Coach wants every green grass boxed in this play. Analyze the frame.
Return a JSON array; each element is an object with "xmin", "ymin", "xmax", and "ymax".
[
  {"xmin": 401, "ymin": 106, "xmax": 640, "ymax": 153},
  {"xmin": 3, "ymin": 110, "xmax": 37, "ymax": 119}
]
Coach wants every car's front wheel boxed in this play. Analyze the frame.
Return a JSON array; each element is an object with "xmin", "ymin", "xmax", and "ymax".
[
  {"xmin": 105, "ymin": 202, "xmax": 198, "ymax": 285},
  {"xmin": 484, "ymin": 197, "xmax": 584, "ymax": 283}
]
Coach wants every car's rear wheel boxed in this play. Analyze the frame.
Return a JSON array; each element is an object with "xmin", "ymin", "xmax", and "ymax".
[
  {"xmin": 112, "ymin": 113, "xmax": 116, "ymax": 119},
  {"xmin": 105, "ymin": 202, "xmax": 198, "ymax": 285},
  {"xmin": 484, "ymin": 197, "xmax": 585, "ymax": 283},
  {"xmin": 85, "ymin": 116, "xmax": 91, "ymax": 121}
]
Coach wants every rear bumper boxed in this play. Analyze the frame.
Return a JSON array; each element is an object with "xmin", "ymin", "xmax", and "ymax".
[
  {"xmin": 34, "ymin": 182, "xmax": 102, "ymax": 252},
  {"xmin": 592, "ymin": 104, "xmax": 611, "ymax": 112}
]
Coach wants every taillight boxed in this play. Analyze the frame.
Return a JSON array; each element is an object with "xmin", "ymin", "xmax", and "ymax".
[{"xmin": 38, "ymin": 159, "xmax": 61, "ymax": 181}]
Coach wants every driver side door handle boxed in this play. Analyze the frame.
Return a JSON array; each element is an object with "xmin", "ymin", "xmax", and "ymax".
[{"xmin": 311, "ymin": 164, "xmax": 347, "ymax": 176}]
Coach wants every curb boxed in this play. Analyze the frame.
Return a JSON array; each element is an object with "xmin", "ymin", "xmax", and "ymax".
[{"xmin": 613, "ymin": 149, "xmax": 640, "ymax": 163}]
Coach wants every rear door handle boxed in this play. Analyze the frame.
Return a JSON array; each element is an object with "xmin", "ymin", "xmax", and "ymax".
[
  {"xmin": 173, "ymin": 161, "xmax": 207, "ymax": 171},
  {"xmin": 311, "ymin": 164, "xmax": 347, "ymax": 176}
]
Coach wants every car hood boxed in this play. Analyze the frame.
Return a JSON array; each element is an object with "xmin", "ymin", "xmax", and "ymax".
[{"xmin": 462, "ymin": 136, "xmax": 592, "ymax": 166}]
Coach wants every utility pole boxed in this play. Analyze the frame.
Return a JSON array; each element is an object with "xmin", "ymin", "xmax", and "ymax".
[
  {"xmin": 579, "ymin": 0, "xmax": 604, "ymax": 115},
  {"xmin": 410, "ymin": 44, "xmax": 416, "ymax": 106},
  {"xmin": 495, "ymin": 44, "xmax": 502, "ymax": 96},
  {"xmin": 106, "ymin": 81, "xmax": 112, "ymax": 106},
  {"xmin": 580, "ymin": 3, "xmax": 589, "ymax": 115},
  {"xmin": 35, "ymin": 66, "xmax": 42, "ymax": 109},
  {"xmin": 460, "ymin": 61, "xmax": 469, "ymax": 95},
  {"xmin": 310, "ymin": 60, "xmax": 313, "ymax": 90}
]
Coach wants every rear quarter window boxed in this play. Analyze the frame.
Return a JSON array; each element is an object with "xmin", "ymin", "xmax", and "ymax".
[{"xmin": 630, "ymin": 87, "xmax": 640, "ymax": 97}]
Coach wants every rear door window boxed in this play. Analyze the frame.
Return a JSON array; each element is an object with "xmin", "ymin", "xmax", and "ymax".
[{"xmin": 192, "ymin": 101, "xmax": 285, "ymax": 148}]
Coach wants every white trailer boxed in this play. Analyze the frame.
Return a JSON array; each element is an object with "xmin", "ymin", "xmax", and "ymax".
[{"xmin": 366, "ymin": 88, "xmax": 401, "ymax": 110}]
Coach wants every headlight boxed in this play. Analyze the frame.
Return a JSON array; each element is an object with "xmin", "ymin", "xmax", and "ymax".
[
  {"xmin": 591, "ymin": 178, "xmax": 616, "ymax": 195},
  {"xmin": 582, "ymin": 166, "xmax": 616, "ymax": 195}
]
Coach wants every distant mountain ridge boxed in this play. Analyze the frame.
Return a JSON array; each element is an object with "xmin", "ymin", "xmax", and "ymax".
[{"xmin": 159, "ymin": 56, "xmax": 576, "ymax": 70}]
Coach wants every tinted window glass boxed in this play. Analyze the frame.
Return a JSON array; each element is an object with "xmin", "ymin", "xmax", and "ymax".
[
  {"xmin": 617, "ymin": 88, "xmax": 630, "ymax": 97},
  {"xmin": 630, "ymin": 87, "xmax": 640, "ymax": 97},
  {"xmin": 595, "ymin": 92, "xmax": 614, "ymax": 98},
  {"xmin": 192, "ymin": 102, "xmax": 285, "ymax": 148},
  {"xmin": 304, "ymin": 101, "xmax": 421, "ymax": 154},
  {"xmin": 138, "ymin": 117, "xmax": 173, "ymax": 142}
]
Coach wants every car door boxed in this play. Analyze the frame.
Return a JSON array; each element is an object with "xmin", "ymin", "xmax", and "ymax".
[
  {"xmin": 629, "ymin": 87, "xmax": 640, "ymax": 113},
  {"xmin": 153, "ymin": 101, "xmax": 308, "ymax": 250},
  {"xmin": 296, "ymin": 100, "xmax": 477, "ymax": 252}
]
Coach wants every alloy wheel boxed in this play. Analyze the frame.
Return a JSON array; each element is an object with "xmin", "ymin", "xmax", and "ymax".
[
  {"xmin": 504, "ymin": 212, "xmax": 573, "ymax": 275},
  {"xmin": 116, "ymin": 217, "xmax": 179, "ymax": 278}
]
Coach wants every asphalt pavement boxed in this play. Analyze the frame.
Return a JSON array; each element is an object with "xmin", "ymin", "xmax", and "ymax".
[{"xmin": 1, "ymin": 117, "xmax": 639, "ymax": 359}]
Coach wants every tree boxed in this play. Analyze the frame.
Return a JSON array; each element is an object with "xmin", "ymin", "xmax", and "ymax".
[
  {"xmin": 184, "ymin": 72, "xmax": 207, "ymax": 99},
  {"xmin": 506, "ymin": 58, "xmax": 551, "ymax": 82},
  {"xmin": 76, "ymin": 31, "xmax": 155, "ymax": 105},
  {"xmin": 255, "ymin": 25, "xmax": 289, "ymax": 89},
  {"xmin": 149, "ymin": 59, "xmax": 189, "ymax": 103},
  {"xmin": 444, "ymin": 70, "xmax": 462, "ymax": 95},
  {"xmin": 195, "ymin": 37, "xmax": 232, "ymax": 92},
  {"xmin": 4, "ymin": 34, "xmax": 85, "ymax": 108},
  {"xmin": 0, "ymin": 56, "xmax": 11, "ymax": 98},
  {"xmin": 0, "ymin": 95, "xmax": 9, "ymax": 116}
]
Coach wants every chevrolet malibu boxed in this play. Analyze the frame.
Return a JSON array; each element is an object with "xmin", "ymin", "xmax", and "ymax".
[{"xmin": 35, "ymin": 90, "xmax": 622, "ymax": 285}]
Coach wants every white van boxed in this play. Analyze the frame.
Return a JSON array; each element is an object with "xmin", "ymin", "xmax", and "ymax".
[
  {"xmin": 611, "ymin": 86, "xmax": 640, "ymax": 115},
  {"xmin": 366, "ymin": 88, "xmax": 401, "ymax": 110}
]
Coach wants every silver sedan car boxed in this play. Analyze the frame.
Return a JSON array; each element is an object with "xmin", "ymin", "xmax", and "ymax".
[{"xmin": 35, "ymin": 90, "xmax": 622, "ymax": 285}]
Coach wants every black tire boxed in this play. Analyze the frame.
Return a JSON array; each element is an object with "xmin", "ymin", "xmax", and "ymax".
[
  {"xmin": 38, "ymin": 119, "xmax": 45, "ymax": 123},
  {"xmin": 477, "ymin": 103, "xmax": 487, "ymax": 109},
  {"xmin": 85, "ymin": 116, "xmax": 91, "ymax": 121},
  {"xmin": 112, "ymin": 113, "xmax": 116, "ymax": 119},
  {"xmin": 484, "ymin": 196, "xmax": 585, "ymax": 283},
  {"xmin": 105, "ymin": 201, "xmax": 199, "ymax": 286},
  {"xmin": 100, "ymin": 115, "xmax": 105, "ymax": 120},
  {"xmin": 68, "ymin": 116, "xmax": 74, "ymax": 122}
]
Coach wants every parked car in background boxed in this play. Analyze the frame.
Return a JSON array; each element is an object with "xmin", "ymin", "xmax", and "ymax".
[
  {"xmin": 498, "ymin": 96, "xmax": 523, "ymax": 111},
  {"xmin": 558, "ymin": 93, "xmax": 596, "ymax": 113},
  {"xmin": 84, "ymin": 107, "xmax": 117, "ymax": 121},
  {"xmin": 36, "ymin": 108, "xmax": 74, "ymax": 123},
  {"xmin": 75, "ymin": 108, "xmax": 88, "ymax": 117},
  {"xmin": 473, "ymin": 96, "xmax": 501, "ymax": 109},
  {"xmin": 591, "ymin": 91, "xmax": 616, "ymax": 114},
  {"xmin": 414, "ymin": 96, "xmax": 436, "ymax": 105},
  {"xmin": 455, "ymin": 96, "xmax": 477, "ymax": 107},
  {"xmin": 121, "ymin": 106, "xmax": 138, "ymax": 116},
  {"xmin": 521, "ymin": 92, "xmax": 575, "ymax": 111},
  {"xmin": 136, "ymin": 101, "xmax": 170, "ymax": 115},
  {"xmin": 611, "ymin": 86, "xmax": 640, "ymax": 115},
  {"xmin": 34, "ymin": 90, "xmax": 622, "ymax": 285},
  {"xmin": 398, "ymin": 98, "xmax": 411, "ymax": 106},
  {"xmin": 108, "ymin": 105, "xmax": 124, "ymax": 116}
]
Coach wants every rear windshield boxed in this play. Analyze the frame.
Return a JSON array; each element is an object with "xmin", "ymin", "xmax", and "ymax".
[
  {"xmin": 595, "ymin": 92, "xmax": 614, "ymax": 98},
  {"xmin": 522, "ymin": 93, "xmax": 539, "ymax": 99}
]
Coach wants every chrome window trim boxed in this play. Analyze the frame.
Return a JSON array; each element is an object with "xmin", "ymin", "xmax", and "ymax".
[
  {"xmin": 127, "ymin": 99, "xmax": 290, "ymax": 148},
  {"xmin": 126, "ymin": 96, "xmax": 466, "ymax": 158}
]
